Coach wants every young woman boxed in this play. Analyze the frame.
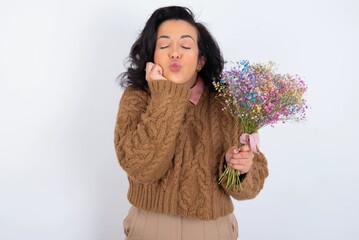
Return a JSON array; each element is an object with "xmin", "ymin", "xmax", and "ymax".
[{"xmin": 114, "ymin": 6, "xmax": 268, "ymax": 240}]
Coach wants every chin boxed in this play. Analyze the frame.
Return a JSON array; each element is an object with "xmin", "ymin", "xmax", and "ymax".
[
  {"xmin": 170, "ymin": 79, "xmax": 184, "ymax": 85},
  {"xmin": 164, "ymin": 74, "xmax": 184, "ymax": 84}
]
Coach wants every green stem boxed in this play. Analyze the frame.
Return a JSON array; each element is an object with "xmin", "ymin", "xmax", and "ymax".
[{"xmin": 219, "ymin": 165, "xmax": 243, "ymax": 191}]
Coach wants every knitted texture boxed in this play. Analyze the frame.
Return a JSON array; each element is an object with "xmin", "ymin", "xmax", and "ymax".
[{"xmin": 114, "ymin": 80, "xmax": 269, "ymax": 220}]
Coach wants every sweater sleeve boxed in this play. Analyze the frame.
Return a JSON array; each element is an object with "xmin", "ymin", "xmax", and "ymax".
[
  {"xmin": 114, "ymin": 80, "xmax": 191, "ymax": 183},
  {"xmin": 219, "ymin": 114, "xmax": 269, "ymax": 200},
  {"xmin": 219, "ymin": 151, "xmax": 268, "ymax": 200}
]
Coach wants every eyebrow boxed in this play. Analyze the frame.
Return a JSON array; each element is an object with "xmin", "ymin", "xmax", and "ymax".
[
  {"xmin": 157, "ymin": 35, "xmax": 195, "ymax": 41},
  {"xmin": 180, "ymin": 35, "xmax": 195, "ymax": 40}
]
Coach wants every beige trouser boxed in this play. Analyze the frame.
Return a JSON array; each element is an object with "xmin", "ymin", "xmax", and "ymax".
[{"xmin": 123, "ymin": 206, "xmax": 238, "ymax": 240}]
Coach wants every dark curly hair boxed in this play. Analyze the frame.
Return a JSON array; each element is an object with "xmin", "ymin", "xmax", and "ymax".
[{"xmin": 118, "ymin": 6, "xmax": 224, "ymax": 92}]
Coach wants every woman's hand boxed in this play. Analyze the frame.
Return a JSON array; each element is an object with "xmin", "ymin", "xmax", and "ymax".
[
  {"xmin": 145, "ymin": 62, "xmax": 168, "ymax": 82},
  {"xmin": 225, "ymin": 145, "xmax": 254, "ymax": 174}
]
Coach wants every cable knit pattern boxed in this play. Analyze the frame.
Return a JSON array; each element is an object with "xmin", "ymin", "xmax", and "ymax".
[{"xmin": 114, "ymin": 80, "xmax": 269, "ymax": 220}]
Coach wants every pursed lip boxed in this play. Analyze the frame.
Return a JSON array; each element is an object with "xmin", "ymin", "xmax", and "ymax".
[{"xmin": 169, "ymin": 61, "xmax": 181, "ymax": 72}]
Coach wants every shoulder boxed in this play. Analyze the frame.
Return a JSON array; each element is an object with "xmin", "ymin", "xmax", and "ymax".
[
  {"xmin": 209, "ymin": 91, "xmax": 239, "ymax": 126},
  {"xmin": 208, "ymin": 91, "xmax": 226, "ymax": 115},
  {"xmin": 118, "ymin": 86, "xmax": 150, "ymax": 112},
  {"xmin": 121, "ymin": 86, "xmax": 149, "ymax": 102}
]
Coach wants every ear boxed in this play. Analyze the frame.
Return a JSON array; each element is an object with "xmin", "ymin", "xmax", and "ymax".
[{"xmin": 197, "ymin": 56, "xmax": 206, "ymax": 71}]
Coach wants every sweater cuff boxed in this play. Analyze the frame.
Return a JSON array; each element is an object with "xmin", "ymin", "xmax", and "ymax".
[{"xmin": 148, "ymin": 80, "xmax": 191, "ymax": 103}]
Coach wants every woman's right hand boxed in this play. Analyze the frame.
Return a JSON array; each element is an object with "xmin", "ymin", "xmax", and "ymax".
[{"xmin": 145, "ymin": 62, "xmax": 168, "ymax": 82}]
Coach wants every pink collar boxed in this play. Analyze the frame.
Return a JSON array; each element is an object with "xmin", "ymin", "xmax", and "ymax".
[{"xmin": 189, "ymin": 76, "xmax": 204, "ymax": 105}]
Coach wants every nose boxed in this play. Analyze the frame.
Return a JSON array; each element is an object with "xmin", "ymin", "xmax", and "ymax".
[
  {"xmin": 170, "ymin": 45, "xmax": 180, "ymax": 59},
  {"xmin": 170, "ymin": 52, "xmax": 180, "ymax": 59}
]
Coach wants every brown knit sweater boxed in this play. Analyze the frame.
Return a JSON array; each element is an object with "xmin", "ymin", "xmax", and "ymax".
[{"xmin": 114, "ymin": 80, "xmax": 268, "ymax": 220}]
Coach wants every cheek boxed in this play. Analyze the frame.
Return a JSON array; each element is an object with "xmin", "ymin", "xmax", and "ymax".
[
  {"xmin": 153, "ymin": 51, "xmax": 160, "ymax": 64},
  {"xmin": 153, "ymin": 48, "xmax": 165, "ymax": 63},
  {"xmin": 187, "ymin": 51, "xmax": 200, "ymax": 63}
]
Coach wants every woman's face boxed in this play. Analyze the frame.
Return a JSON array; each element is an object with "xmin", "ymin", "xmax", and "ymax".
[{"xmin": 154, "ymin": 20, "xmax": 205, "ymax": 88}]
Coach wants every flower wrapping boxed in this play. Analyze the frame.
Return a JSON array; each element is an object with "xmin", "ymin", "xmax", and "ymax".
[{"xmin": 214, "ymin": 60, "xmax": 308, "ymax": 190}]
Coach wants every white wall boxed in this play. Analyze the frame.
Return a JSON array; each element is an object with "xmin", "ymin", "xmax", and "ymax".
[{"xmin": 0, "ymin": 0, "xmax": 358, "ymax": 239}]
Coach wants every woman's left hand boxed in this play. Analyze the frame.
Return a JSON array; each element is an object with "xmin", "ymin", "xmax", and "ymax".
[{"xmin": 225, "ymin": 145, "xmax": 254, "ymax": 174}]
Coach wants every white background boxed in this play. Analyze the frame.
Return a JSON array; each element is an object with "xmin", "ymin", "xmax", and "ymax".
[{"xmin": 1, "ymin": 0, "xmax": 358, "ymax": 239}]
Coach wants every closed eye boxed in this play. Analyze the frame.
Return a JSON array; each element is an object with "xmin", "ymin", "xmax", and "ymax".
[
  {"xmin": 160, "ymin": 46, "xmax": 169, "ymax": 49},
  {"xmin": 181, "ymin": 46, "xmax": 190, "ymax": 49}
]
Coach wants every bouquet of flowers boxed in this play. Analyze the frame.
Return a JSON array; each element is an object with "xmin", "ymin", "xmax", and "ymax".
[{"xmin": 214, "ymin": 60, "xmax": 308, "ymax": 190}]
